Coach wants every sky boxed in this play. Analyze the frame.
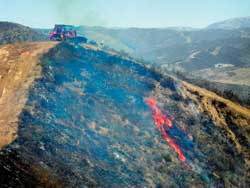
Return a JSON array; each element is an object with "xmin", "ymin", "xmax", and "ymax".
[{"xmin": 0, "ymin": 0, "xmax": 249, "ymax": 28}]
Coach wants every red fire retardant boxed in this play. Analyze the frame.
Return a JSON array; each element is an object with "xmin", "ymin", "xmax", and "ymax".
[{"xmin": 145, "ymin": 97, "xmax": 186, "ymax": 162}]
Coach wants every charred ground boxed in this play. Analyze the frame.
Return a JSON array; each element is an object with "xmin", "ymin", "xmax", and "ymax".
[{"xmin": 0, "ymin": 42, "xmax": 249, "ymax": 188}]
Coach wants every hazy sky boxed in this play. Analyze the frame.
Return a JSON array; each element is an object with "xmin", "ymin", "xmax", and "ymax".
[{"xmin": 0, "ymin": 0, "xmax": 249, "ymax": 28}]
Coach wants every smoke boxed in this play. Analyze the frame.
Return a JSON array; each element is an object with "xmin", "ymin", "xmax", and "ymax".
[
  {"xmin": 174, "ymin": 80, "xmax": 201, "ymax": 119},
  {"xmin": 53, "ymin": 0, "xmax": 108, "ymax": 26},
  {"xmin": 188, "ymin": 102, "xmax": 200, "ymax": 117}
]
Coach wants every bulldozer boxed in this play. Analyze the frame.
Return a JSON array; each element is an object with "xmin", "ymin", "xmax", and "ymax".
[{"xmin": 49, "ymin": 24, "xmax": 87, "ymax": 43}]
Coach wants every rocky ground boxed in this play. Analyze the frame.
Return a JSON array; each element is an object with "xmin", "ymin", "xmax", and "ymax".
[{"xmin": 0, "ymin": 42, "xmax": 249, "ymax": 188}]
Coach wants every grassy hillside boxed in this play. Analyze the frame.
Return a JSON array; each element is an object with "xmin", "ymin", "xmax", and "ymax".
[{"xmin": 0, "ymin": 22, "xmax": 47, "ymax": 45}]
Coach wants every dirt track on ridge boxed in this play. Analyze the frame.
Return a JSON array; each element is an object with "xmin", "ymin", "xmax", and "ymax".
[{"xmin": 0, "ymin": 42, "xmax": 57, "ymax": 149}]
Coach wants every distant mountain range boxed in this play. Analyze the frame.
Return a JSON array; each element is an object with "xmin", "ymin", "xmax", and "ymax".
[{"xmin": 206, "ymin": 16, "xmax": 250, "ymax": 30}]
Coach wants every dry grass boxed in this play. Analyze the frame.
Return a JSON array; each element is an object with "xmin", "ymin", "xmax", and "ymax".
[
  {"xmin": 182, "ymin": 81, "xmax": 250, "ymax": 118},
  {"xmin": 181, "ymin": 80, "xmax": 250, "ymax": 162}
]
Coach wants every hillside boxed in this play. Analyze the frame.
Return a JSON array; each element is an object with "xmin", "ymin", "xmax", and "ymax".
[
  {"xmin": 0, "ymin": 22, "xmax": 47, "ymax": 45},
  {"xmin": 206, "ymin": 16, "xmax": 250, "ymax": 30},
  {"xmin": 0, "ymin": 42, "xmax": 249, "ymax": 187}
]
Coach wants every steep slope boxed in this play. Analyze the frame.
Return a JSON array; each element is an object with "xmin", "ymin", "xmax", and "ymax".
[
  {"xmin": 0, "ymin": 42, "xmax": 249, "ymax": 188},
  {"xmin": 0, "ymin": 22, "xmax": 47, "ymax": 45}
]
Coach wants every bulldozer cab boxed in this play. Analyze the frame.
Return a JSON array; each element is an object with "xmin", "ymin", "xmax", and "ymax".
[
  {"xmin": 49, "ymin": 25, "xmax": 76, "ymax": 41},
  {"xmin": 49, "ymin": 24, "xmax": 87, "ymax": 43}
]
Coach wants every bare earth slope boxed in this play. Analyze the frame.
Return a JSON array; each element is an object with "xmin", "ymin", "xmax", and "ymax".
[{"xmin": 0, "ymin": 42, "xmax": 57, "ymax": 148}]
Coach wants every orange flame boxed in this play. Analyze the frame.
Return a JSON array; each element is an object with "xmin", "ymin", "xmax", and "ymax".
[{"xmin": 145, "ymin": 97, "xmax": 186, "ymax": 162}]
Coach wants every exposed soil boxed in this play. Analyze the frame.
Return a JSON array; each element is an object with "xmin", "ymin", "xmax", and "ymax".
[{"xmin": 0, "ymin": 42, "xmax": 57, "ymax": 148}]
